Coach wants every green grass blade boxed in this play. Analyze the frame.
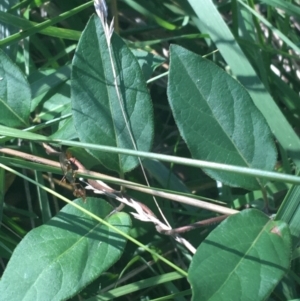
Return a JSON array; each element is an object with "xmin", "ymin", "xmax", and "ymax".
[
  {"xmin": 0, "ymin": 1, "xmax": 92, "ymax": 47},
  {"xmin": 87, "ymin": 272, "xmax": 185, "ymax": 301},
  {"xmin": 1, "ymin": 126, "xmax": 300, "ymax": 186},
  {"xmin": 0, "ymin": 11, "xmax": 81, "ymax": 41}
]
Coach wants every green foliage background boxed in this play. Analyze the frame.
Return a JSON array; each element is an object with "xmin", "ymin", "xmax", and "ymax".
[{"xmin": 0, "ymin": 0, "xmax": 299, "ymax": 300}]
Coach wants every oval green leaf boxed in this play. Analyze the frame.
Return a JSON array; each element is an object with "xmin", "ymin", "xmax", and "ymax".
[
  {"xmin": 0, "ymin": 49, "xmax": 30, "ymax": 127},
  {"xmin": 188, "ymin": 209, "xmax": 291, "ymax": 301},
  {"xmin": 167, "ymin": 45, "xmax": 277, "ymax": 190},
  {"xmin": 0, "ymin": 198, "xmax": 131, "ymax": 301},
  {"xmin": 71, "ymin": 15, "xmax": 154, "ymax": 173}
]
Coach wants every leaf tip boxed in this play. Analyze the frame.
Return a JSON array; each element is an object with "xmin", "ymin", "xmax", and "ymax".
[{"xmin": 270, "ymin": 226, "xmax": 282, "ymax": 237}]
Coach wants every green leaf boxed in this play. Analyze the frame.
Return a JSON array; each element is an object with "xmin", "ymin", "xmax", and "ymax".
[
  {"xmin": 0, "ymin": 198, "xmax": 131, "ymax": 301},
  {"xmin": 167, "ymin": 45, "xmax": 277, "ymax": 190},
  {"xmin": 71, "ymin": 15, "xmax": 154, "ymax": 173},
  {"xmin": 188, "ymin": 209, "xmax": 291, "ymax": 301},
  {"xmin": 187, "ymin": 0, "xmax": 300, "ymax": 169},
  {"xmin": 0, "ymin": 49, "xmax": 30, "ymax": 127}
]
